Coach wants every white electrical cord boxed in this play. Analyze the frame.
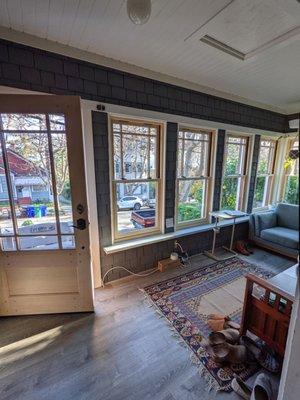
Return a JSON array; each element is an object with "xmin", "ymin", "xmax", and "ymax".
[{"xmin": 101, "ymin": 266, "xmax": 158, "ymax": 286}]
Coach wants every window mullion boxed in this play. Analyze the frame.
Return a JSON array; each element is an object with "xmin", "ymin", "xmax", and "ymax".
[
  {"xmin": 147, "ymin": 134, "xmax": 151, "ymax": 179},
  {"xmin": 120, "ymin": 123, "xmax": 124, "ymax": 179},
  {"xmin": 45, "ymin": 114, "xmax": 62, "ymax": 249},
  {"xmin": 181, "ymin": 135, "xmax": 185, "ymax": 177},
  {"xmin": 0, "ymin": 126, "xmax": 20, "ymax": 250}
]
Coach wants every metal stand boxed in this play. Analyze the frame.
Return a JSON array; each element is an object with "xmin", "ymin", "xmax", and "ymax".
[{"xmin": 204, "ymin": 216, "xmax": 237, "ymax": 261}]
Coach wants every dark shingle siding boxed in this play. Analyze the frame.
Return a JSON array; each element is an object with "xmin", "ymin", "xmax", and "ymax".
[{"xmin": 0, "ymin": 38, "xmax": 290, "ymax": 133}]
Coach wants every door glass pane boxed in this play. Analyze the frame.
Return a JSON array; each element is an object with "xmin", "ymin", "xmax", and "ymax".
[
  {"xmin": 0, "ymin": 138, "xmax": 15, "ymax": 236},
  {"xmin": 1, "ymin": 236, "xmax": 16, "ymax": 251},
  {"xmin": 4, "ymin": 131, "xmax": 58, "ymax": 235},
  {"xmin": 19, "ymin": 235, "xmax": 59, "ymax": 250},
  {"xmin": 49, "ymin": 114, "xmax": 66, "ymax": 131},
  {"xmin": 62, "ymin": 235, "xmax": 75, "ymax": 249},
  {"xmin": 116, "ymin": 182, "xmax": 157, "ymax": 234},
  {"xmin": 1, "ymin": 114, "xmax": 46, "ymax": 131},
  {"xmin": 51, "ymin": 133, "xmax": 74, "ymax": 236},
  {"xmin": 177, "ymin": 179, "xmax": 205, "ymax": 223}
]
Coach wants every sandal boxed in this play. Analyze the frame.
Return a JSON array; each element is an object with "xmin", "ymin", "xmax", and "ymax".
[
  {"xmin": 240, "ymin": 336, "xmax": 280, "ymax": 373},
  {"xmin": 231, "ymin": 375, "xmax": 252, "ymax": 400},
  {"xmin": 251, "ymin": 373, "xmax": 274, "ymax": 400}
]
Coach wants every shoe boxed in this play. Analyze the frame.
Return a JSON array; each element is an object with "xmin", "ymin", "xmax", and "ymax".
[
  {"xmin": 207, "ymin": 318, "xmax": 225, "ymax": 332},
  {"xmin": 244, "ymin": 242, "xmax": 254, "ymax": 254},
  {"xmin": 209, "ymin": 329, "xmax": 240, "ymax": 345},
  {"xmin": 250, "ymin": 373, "xmax": 273, "ymax": 400},
  {"xmin": 224, "ymin": 320, "xmax": 241, "ymax": 330},
  {"xmin": 207, "ymin": 314, "xmax": 240, "ymax": 331},
  {"xmin": 240, "ymin": 336, "xmax": 280, "ymax": 373},
  {"xmin": 235, "ymin": 240, "xmax": 250, "ymax": 256},
  {"xmin": 231, "ymin": 375, "xmax": 252, "ymax": 400},
  {"xmin": 209, "ymin": 342, "xmax": 248, "ymax": 364}
]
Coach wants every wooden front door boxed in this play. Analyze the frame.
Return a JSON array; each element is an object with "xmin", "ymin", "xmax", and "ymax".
[{"xmin": 0, "ymin": 95, "xmax": 93, "ymax": 315}]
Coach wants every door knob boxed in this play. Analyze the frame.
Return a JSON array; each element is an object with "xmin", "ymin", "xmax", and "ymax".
[{"xmin": 72, "ymin": 218, "xmax": 88, "ymax": 230}]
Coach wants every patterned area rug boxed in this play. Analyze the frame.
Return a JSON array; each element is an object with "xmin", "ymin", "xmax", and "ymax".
[{"xmin": 142, "ymin": 257, "xmax": 273, "ymax": 392}]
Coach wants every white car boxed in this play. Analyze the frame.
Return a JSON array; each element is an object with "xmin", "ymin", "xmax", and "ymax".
[{"xmin": 117, "ymin": 196, "xmax": 143, "ymax": 210}]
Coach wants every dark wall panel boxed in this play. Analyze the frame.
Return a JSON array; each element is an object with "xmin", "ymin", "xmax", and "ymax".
[
  {"xmin": 0, "ymin": 38, "xmax": 290, "ymax": 133},
  {"xmin": 212, "ymin": 129, "xmax": 226, "ymax": 211},
  {"xmin": 165, "ymin": 122, "xmax": 178, "ymax": 233},
  {"xmin": 247, "ymin": 134, "xmax": 261, "ymax": 213},
  {"xmin": 101, "ymin": 222, "xmax": 249, "ymax": 282}
]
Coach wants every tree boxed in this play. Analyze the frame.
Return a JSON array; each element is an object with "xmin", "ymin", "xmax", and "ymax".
[{"xmin": 3, "ymin": 114, "xmax": 70, "ymax": 199}]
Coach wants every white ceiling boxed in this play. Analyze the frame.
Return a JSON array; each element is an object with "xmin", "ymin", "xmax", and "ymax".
[{"xmin": 0, "ymin": 0, "xmax": 299, "ymax": 113}]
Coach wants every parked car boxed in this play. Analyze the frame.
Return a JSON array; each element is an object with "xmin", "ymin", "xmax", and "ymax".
[
  {"xmin": 145, "ymin": 198, "xmax": 156, "ymax": 208},
  {"xmin": 131, "ymin": 209, "xmax": 155, "ymax": 228},
  {"xmin": 117, "ymin": 196, "xmax": 143, "ymax": 210}
]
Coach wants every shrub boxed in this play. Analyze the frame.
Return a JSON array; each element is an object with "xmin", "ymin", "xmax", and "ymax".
[{"xmin": 178, "ymin": 203, "xmax": 200, "ymax": 221}]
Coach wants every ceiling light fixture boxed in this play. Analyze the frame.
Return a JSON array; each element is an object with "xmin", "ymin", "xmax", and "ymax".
[{"xmin": 127, "ymin": 0, "xmax": 151, "ymax": 25}]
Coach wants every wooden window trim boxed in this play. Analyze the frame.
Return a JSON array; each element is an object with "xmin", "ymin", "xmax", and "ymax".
[
  {"xmin": 175, "ymin": 126, "xmax": 214, "ymax": 229},
  {"xmin": 109, "ymin": 116, "xmax": 164, "ymax": 242},
  {"xmin": 253, "ymin": 137, "xmax": 278, "ymax": 211},
  {"xmin": 220, "ymin": 133, "xmax": 250, "ymax": 211}
]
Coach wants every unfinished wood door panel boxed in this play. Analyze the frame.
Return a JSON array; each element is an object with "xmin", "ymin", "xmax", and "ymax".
[
  {"xmin": 5, "ymin": 264, "xmax": 78, "ymax": 295},
  {"xmin": 0, "ymin": 95, "xmax": 94, "ymax": 316}
]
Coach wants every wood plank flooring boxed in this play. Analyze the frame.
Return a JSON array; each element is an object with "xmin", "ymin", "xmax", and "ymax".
[{"xmin": 0, "ymin": 249, "xmax": 294, "ymax": 400}]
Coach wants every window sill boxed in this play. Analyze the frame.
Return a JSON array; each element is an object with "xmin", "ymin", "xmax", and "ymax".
[{"xmin": 103, "ymin": 216, "xmax": 249, "ymax": 255}]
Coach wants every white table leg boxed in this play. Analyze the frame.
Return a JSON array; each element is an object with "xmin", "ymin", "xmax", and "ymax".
[{"xmin": 223, "ymin": 217, "xmax": 237, "ymax": 256}]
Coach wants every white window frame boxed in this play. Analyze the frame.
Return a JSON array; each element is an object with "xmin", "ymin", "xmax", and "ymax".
[
  {"xmin": 221, "ymin": 133, "xmax": 251, "ymax": 211},
  {"xmin": 175, "ymin": 126, "xmax": 214, "ymax": 229},
  {"xmin": 109, "ymin": 116, "xmax": 164, "ymax": 242},
  {"xmin": 253, "ymin": 137, "xmax": 277, "ymax": 211}
]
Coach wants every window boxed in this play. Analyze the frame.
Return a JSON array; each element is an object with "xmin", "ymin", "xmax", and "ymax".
[
  {"xmin": 110, "ymin": 117, "xmax": 162, "ymax": 240},
  {"xmin": 253, "ymin": 138, "xmax": 277, "ymax": 209},
  {"xmin": 283, "ymin": 138, "xmax": 299, "ymax": 205},
  {"xmin": 221, "ymin": 134, "xmax": 249, "ymax": 211},
  {"xmin": 176, "ymin": 127, "xmax": 213, "ymax": 227},
  {"xmin": 0, "ymin": 113, "xmax": 74, "ymax": 251}
]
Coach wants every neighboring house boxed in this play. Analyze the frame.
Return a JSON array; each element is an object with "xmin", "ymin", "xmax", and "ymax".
[
  {"xmin": 115, "ymin": 161, "xmax": 155, "ymax": 200},
  {"xmin": 0, "ymin": 149, "xmax": 50, "ymax": 205}
]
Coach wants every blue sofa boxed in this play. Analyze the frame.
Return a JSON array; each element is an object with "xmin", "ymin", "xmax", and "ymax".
[{"xmin": 249, "ymin": 203, "xmax": 299, "ymax": 259}]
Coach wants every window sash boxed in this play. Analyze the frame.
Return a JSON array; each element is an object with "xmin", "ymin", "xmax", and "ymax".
[
  {"xmin": 221, "ymin": 134, "xmax": 249, "ymax": 211},
  {"xmin": 253, "ymin": 139, "xmax": 277, "ymax": 210},
  {"xmin": 177, "ymin": 130, "xmax": 211, "ymax": 179},
  {"xmin": 110, "ymin": 117, "xmax": 162, "ymax": 241},
  {"xmin": 282, "ymin": 138, "xmax": 299, "ymax": 204},
  {"xmin": 176, "ymin": 127, "xmax": 213, "ymax": 227},
  {"xmin": 112, "ymin": 120, "xmax": 160, "ymax": 181}
]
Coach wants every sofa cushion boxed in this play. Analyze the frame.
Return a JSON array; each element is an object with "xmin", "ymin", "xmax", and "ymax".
[
  {"xmin": 261, "ymin": 227, "xmax": 299, "ymax": 249},
  {"xmin": 254, "ymin": 212, "xmax": 277, "ymax": 236},
  {"xmin": 276, "ymin": 203, "xmax": 299, "ymax": 230}
]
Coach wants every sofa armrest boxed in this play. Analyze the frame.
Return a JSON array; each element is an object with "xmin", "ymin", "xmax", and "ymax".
[{"xmin": 252, "ymin": 211, "xmax": 277, "ymax": 237}]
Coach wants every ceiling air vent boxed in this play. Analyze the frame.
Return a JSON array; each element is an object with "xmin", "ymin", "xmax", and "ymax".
[{"xmin": 200, "ymin": 35, "xmax": 246, "ymax": 61}]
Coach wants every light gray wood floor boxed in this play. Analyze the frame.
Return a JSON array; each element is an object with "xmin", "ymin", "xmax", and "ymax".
[{"xmin": 0, "ymin": 248, "xmax": 294, "ymax": 400}]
